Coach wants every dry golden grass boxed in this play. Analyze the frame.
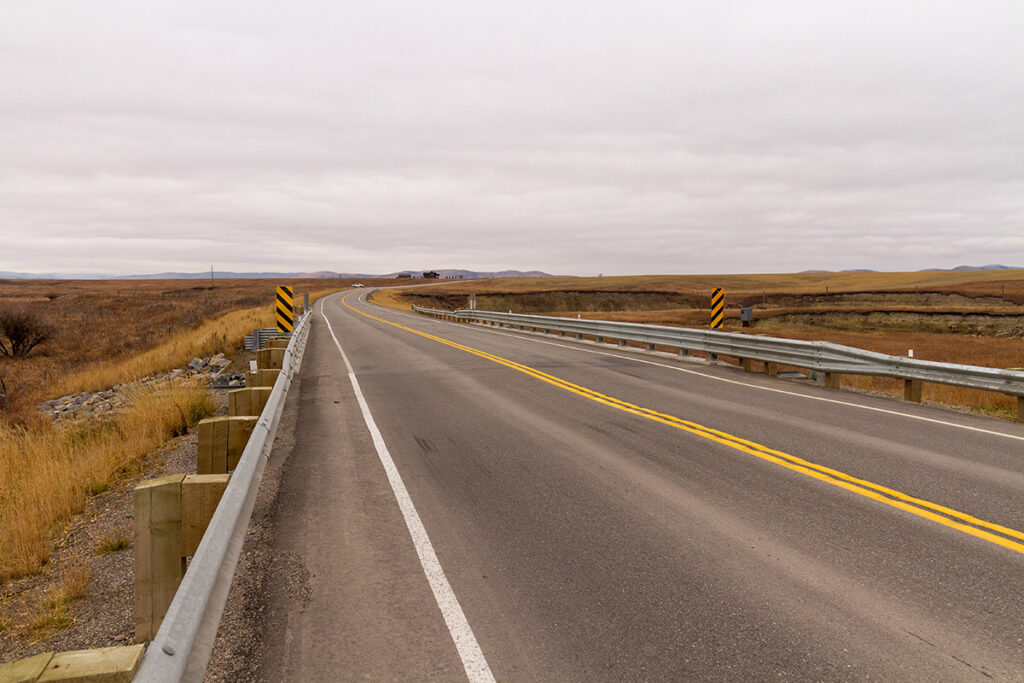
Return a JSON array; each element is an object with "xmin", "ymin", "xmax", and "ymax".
[
  {"xmin": 369, "ymin": 287, "xmax": 413, "ymax": 311},
  {"xmin": 50, "ymin": 305, "xmax": 273, "ymax": 397},
  {"xmin": 0, "ymin": 278, "xmax": 388, "ymax": 419},
  {"xmin": 390, "ymin": 269, "xmax": 1024, "ymax": 298},
  {"xmin": 0, "ymin": 278, "xmax": 361, "ymax": 584},
  {"xmin": 0, "ymin": 379, "xmax": 215, "ymax": 581}
]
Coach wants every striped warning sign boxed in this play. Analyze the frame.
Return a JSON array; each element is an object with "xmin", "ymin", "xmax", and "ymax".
[
  {"xmin": 276, "ymin": 285, "xmax": 294, "ymax": 333},
  {"xmin": 710, "ymin": 288, "xmax": 725, "ymax": 329}
]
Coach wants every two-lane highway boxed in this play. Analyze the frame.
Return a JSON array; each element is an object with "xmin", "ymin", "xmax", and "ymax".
[{"xmin": 257, "ymin": 290, "xmax": 1024, "ymax": 680}]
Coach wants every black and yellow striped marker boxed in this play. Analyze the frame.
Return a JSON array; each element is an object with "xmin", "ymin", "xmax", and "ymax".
[
  {"xmin": 710, "ymin": 288, "xmax": 725, "ymax": 329},
  {"xmin": 276, "ymin": 285, "xmax": 294, "ymax": 333}
]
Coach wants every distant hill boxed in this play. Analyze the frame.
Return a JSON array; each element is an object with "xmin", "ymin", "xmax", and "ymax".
[
  {"xmin": 0, "ymin": 269, "xmax": 553, "ymax": 280},
  {"xmin": 800, "ymin": 265, "xmax": 1022, "ymax": 274},
  {"xmin": 415, "ymin": 269, "xmax": 553, "ymax": 279},
  {"xmin": 918, "ymin": 264, "xmax": 1022, "ymax": 272},
  {"xmin": 950, "ymin": 264, "xmax": 1021, "ymax": 271}
]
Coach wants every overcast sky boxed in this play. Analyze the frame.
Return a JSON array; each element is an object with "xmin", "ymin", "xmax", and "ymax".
[{"xmin": 2, "ymin": 1, "xmax": 1023, "ymax": 276}]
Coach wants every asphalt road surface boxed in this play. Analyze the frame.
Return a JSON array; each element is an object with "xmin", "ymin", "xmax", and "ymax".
[{"xmin": 257, "ymin": 290, "xmax": 1024, "ymax": 681}]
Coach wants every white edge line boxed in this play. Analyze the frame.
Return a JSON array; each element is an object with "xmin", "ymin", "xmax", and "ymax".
[
  {"xmin": 319, "ymin": 297, "xmax": 496, "ymax": 683},
  {"xmin": 364, "ymin": 298, "xmax": 1024, "ymax": 444}
]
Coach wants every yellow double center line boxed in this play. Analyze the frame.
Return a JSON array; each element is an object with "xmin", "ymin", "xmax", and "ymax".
[{"xmin": 342, "ymin": 294, "xmax": 1024, "ymax": 556}]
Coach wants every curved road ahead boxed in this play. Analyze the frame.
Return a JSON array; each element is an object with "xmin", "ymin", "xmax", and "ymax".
[{"xmin": 257, "ymin": 289, "xmax": 1024, "ymax": 681}]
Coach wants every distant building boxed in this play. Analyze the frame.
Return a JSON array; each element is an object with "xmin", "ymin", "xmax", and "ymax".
[
  {"xmin": 396, "ymin": 273, "xmax": 412, "ymax": 279},
  {"xmin": 423, "ymin": 271, "xmax": 440, "ymax": 279}
]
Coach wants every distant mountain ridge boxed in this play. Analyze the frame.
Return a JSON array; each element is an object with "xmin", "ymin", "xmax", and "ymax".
[
  {"xmin": 800, "ymin": 265, "xmax": 1022, "ymax": 274},
  {"xmin": 924, "ymin": 264, "xmax": 1023, "ymax": 272},
  {"xmin": 0, "ymin": 268, "xmax": 553, "ymax": 280}
]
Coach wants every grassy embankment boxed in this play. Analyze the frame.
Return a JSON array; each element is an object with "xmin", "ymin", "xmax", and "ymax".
[
  {"xmin": 0, "ymin": 381, "xmax": 216, "ymax": 580},
  {"xmin": 374, "ymin": 271, "xmax": 1024, "ymax": 419},
  {"xmin": 0, "ymin": 279, "xmax": 350, "ymax": 581}
]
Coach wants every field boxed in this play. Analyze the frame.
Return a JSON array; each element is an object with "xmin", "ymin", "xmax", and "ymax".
[
  {"xmin": 0, "ymin": 277, "xmax": 412, "ymax": 583},
  {"xmin": 0, "ymin": 277, "xmax": 405, "ymax": 420},
  {"xmin": 374, "ymin": 270, "xmax": 1024, "ymax": 420}
]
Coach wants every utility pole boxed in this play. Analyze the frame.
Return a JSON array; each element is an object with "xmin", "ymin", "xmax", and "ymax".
[{"xmin": 210, "ymin": 264, "xmax": 214, "ymax": 288}]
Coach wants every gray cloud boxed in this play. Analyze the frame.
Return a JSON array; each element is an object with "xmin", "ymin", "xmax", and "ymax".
[{"xmin": 2, "ymin": 1, "xmax": 1023, "ymax": 275}]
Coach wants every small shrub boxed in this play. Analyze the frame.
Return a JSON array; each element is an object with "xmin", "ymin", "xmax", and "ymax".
[
  {"xmin": 87, "ymin": 480, "xmax": 110, "ymax": 496},
  {"xmin": 184, "ymin": 394, "xmax": 215, "ymax": 427},
  {"xmin": 0, "ymin": 307, "xmax": 53, "ymax": 358},
  {"xmin": 28, "ymin": 608, "xmax": 72, "ymax": 633},
  {"xmin": 48, "ymin": 565, "xmax": 91, "ymax": 607},
  {"xmin": 95, "ymin": 534, "xmax": 131, "ymax": 555},
  {"xmin": 26, "ymin": 565, "xmax": 90, "ymax": 635}
]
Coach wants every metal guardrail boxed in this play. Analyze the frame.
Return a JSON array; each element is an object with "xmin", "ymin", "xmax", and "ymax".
[
  {"xmin": 134, "ymin": 310, "xmax": 313, "ymax": 682},
  {"xmin": 412, "ymin": 306, "xmax": 1024, "ymax": 398},
  {"xmin": 244, "ymin": 327, "xmax": 290, "ymax": 351}
]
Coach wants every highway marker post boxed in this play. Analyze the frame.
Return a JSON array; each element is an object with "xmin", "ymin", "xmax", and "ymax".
[
  {"xmin": 710, "ymin": 288, "xmax": 725, "ymax": 329},
  {"xmin": 709, "ymin": 288, "xmax": 725, "ymax": 361},
  {"xmin": 276, "ymin": 285, "xmax": 294, "ymax": 333}
]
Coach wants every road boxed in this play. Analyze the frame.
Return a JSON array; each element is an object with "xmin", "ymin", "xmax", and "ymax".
[{"xmin": 257, "ymin": 289, "xmax": 1024, "ymax": 681}]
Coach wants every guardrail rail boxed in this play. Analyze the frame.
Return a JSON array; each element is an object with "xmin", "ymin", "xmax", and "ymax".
[
  {"xmin": 244, "ymin": 327, "xmax": 291, "ymax": 351},
  {"xmin": 134, "ymin": 310, "xmax": 312, "ymax": 682},
  {"xmin": 412, "ymin": 306, "xmax": 1024, "ymax": 420}
]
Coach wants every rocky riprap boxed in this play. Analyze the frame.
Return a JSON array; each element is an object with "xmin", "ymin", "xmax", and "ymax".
[{"xmin": 39, "ymin": 353, "xmax": 246, "ymax": 422}]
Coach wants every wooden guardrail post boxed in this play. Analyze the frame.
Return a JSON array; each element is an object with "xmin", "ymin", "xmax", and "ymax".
[
  {"xmin": 180, "ymin": 475, "xmax": 230, "ymax": 556},
  {"xmin": 256, "ymin": 347, "xmax": 286, "ymax": 369},
  {"xmin": 134, "ymin": 474, "xmax": 185, "ymax": 643},
  {"xmin": 228, "ymin": 386, "xmax": 272, "ymax": 417},
  {"xmin": 904, "ymin": 379, "xmax": 923, "ymax": 403},
  {"xmin": 741, "ymin": 358, "xmax": 754, "ymax": 372},
  {"xmin": 134, "ymin": 474, "xmax": 229, "ymax": 642},
  {"xmin": 250, "ymin": 368, "xmax": 280, "ymax": 388},
  {"xmin": 197, "ymin": 416, "xmax": 259, "ymax": 474},
  {"xmin": 824, "ymin": 372, "xmax": 841, "ymax": 389},
  {"xmin": 266, "ymin": 337, "xmax": 290, "ymax": 350},
  {"xmin": 765, "ymin": 362, "xmax": 779, "ymax": 377},
  {"xmin": 0, "ymin": 645, "xmax": 144, "ymax": 682}
]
